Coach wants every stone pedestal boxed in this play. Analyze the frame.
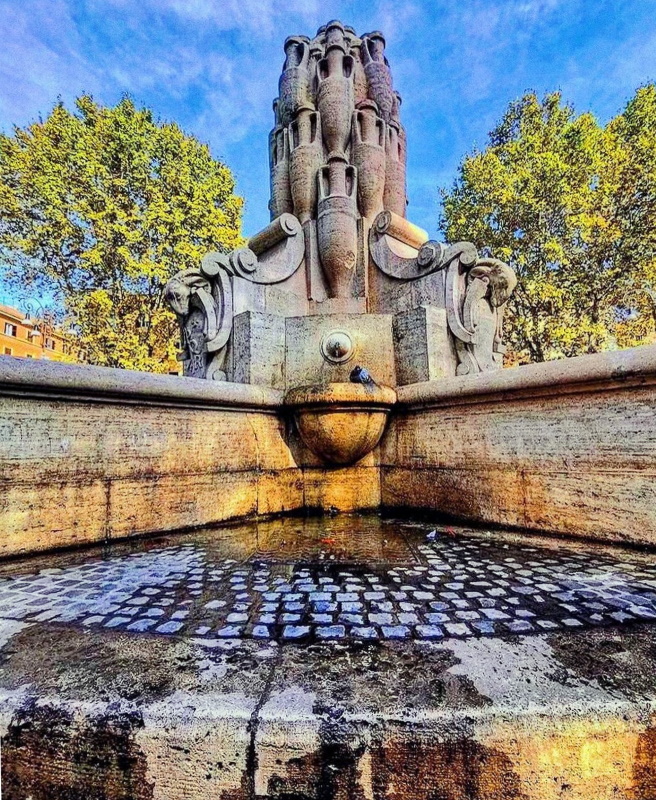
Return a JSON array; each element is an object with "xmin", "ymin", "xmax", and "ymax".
[
  {"xmin": 393, "ymin": 305, "xmax": 457, "ymax": 385},
  {"xmin": 228, "ymin": 312, "xmax": 286, "ymax": 389},
  {"xmin": 284, "ymin": 313, "xmax": 394, "ymax": 390}
]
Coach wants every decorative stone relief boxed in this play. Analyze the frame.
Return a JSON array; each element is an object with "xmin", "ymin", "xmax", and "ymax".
[
  {"xmin": 164, "ymin": 267, "xmax": 232, "ymax": 380},
  {"xmin": 317, "ymin": 156, "xmax": 358, "ymax": 297},
  {"xmin": 445, "ymin": 249, "xmax": 517, "ymax": 375},
  {"xmin": 164, "ymin": 19, "xmax": 517, "ymax": 385},
  {"xmin": 165, "ymin": 215, "xmax": 304, "ymax": 379}
]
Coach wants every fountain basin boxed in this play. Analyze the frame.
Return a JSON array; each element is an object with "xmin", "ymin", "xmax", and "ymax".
[{"xmin": 285, "ymin": 382, "xmax": 396, "ymax": 465}]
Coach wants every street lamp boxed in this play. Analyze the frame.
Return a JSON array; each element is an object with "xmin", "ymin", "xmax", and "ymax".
[{"xmin": 21, "ymin": 299, "xmax": 46, "ymax": 328}]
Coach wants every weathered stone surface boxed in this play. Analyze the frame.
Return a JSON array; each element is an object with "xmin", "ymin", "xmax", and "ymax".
[
  {"xmin": 285, "ymin": 382, "xmax": 396, "ymax": 465},
  {"xmin": 163, "ymin": 21, "xmax": 515, "ymax": 389},
  {"xmin": 284, "ymin": 313, "xmax": 395, "ymax": 389},
  {"xmin": 4, "ymin": 345, "xmax": 656, "ymax": 552},
  {"xmin": 229, "ymin": 311, "xmax": 286, "ymax": 389},
  {"xmin": 0, "ymin": 358, "xmax": 391, "ymax": 554},
  {"xmin": 393, "ymin": 305, "xmax": 457, "ymax": 385},
  {"xmin": 383, "ymin": 347, "xmax": 656, "ymax": 544},
  {"xmin": 303, "ymin": 464, "xmax": 381, "ymax": 511},
  {"xmin": 2, "ymin": 517, "xmax": 656, "ymax": 798}
]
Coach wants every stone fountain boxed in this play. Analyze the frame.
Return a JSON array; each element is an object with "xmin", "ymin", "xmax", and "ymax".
[
  {"xmin": 165, "ymin": 20, "xmax": 517, "ymax": 465},
  {"xmin": 4, "ymin": 21, "xmax": 656, "ymax": 800}
]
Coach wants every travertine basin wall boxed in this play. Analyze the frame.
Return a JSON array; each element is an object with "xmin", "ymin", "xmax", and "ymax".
[
  {"xmin": 2, "ymin": 344, "xmax": 656, "ymax": 557},
  {"xmin": 0, "ymin": 358, "xmax": 380, "ymax": 557},
  {"xmin": 382, "ymin": 346, "xmax": 656, "ymax": 546}
]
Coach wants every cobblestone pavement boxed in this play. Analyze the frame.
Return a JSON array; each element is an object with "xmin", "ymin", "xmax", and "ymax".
[{"xmin": 1, "ymin": 515, "xmax": 656, "ymax": 644}]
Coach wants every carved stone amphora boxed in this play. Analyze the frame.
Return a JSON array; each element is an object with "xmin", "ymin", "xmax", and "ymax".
[
  {"xmin": 278, "ymin": 36, "xmax": 311, "ymax": 126},
  {"xmin": 361, "ymin": 31, "xmax": 394, "ymax": 122},
  {"xmin": 269, "ymin": 126, "xmax": 293, "ymax": 219},
  {"xmin": 317, "ymin": 23, "xmax": 354, "ymax": 157},
  {"xmin": 289, "ymin": 107, "xmax": 324, "ymax": 223},
  {"xmin": 351, "ymin": 101, "xmax": 386, "ymax": 220},
  {"xmin": 317, "ymin": 155, "xmax": 359, "ymax": 298},
  {"xmin": 384, "ymin": 122, "xmax": 407, "ymax": 217},
  {"xmin": 349, "ymin": 40, "xmax": 368, "ymax": 106}
]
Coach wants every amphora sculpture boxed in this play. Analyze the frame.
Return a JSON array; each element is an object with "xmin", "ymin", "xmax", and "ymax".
[
  {"xmin": 351, "ymin": 101, "xmax": 386, "ymax": 220},
  {"xmin": 317, "ymin": 156, "xmax": 358, "ymax": 297}
]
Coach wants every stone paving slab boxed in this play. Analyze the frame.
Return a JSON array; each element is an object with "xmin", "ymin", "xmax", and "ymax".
[{"xmin": 1, "ymin": 514, "xmax": 656, "ymax": 646}]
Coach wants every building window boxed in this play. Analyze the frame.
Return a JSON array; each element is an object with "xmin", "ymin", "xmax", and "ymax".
[
  {"xmin": 26, "ymin": 354, "xmax": 34, "ymax": 358},
  {"xmin": 4, "ymin": 323, "xmax": 17, "ymax": 337},
  {"xmin": 4, "ymin": 347, "xmax": 12, "ymax": 355},
  {"xmin": 44, "ymin": 337, "xmax": 56, "ymax": 350}
]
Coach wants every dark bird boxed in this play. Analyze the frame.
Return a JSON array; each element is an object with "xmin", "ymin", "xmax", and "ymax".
[{"xmin": 349, "ymin": 365, "xmax": 376, "ymax": 386}]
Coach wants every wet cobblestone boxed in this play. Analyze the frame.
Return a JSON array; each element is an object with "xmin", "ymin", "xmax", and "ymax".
[{"xmin": 1, "ymin": 515, "xmax": 656, "ymax": 644}]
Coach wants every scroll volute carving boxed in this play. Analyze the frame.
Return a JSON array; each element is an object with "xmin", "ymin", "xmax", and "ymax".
[
  {"xmin": 317, "ymin": 22, "xmax": 354, "ymax": 158},
  {"xmin": 351, "ymin": 100, "xmax": 386, "ymax": 221},
  {"xmin": 289, "ymin": 108, "xmax": 324, "ymax": 223},
  {"xmin": 278, "ymin": 36, "xmax": 311, "ymax": 127},
  {"xmin": 369, "ymin": 210, "xmax": 445, "ymax": 280},
  {"xmin": 361, "ymin": 31, "xmax": 394, "ymax": 123},
  {"xmin": 445, "ymin": 252, "xmax": 517, "ymax": 375},
  {"xmin": 317, "ymin": 156, "xmax": 358, "ymax": 298}
]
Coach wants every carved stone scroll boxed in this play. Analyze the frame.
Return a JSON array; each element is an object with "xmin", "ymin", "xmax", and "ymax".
[
  {"xmin": 164, "ymin": 267, "xmax": 233, "ymax": 381},
  {"xmin": 210, "ymin": 214, "xmax": 305, "ymax": 287},
  {"xmin": 444, "ymin": 250, "xmax": 517, "ymax": 375},
  {"xmin": 369, "ymin": 211, "xmax": 445, "ymax": 280}
]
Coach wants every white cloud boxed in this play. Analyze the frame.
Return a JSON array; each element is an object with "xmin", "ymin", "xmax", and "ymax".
[{"xmin": 0, "ymin": 0, "xmax": 101, "ymax": 128}]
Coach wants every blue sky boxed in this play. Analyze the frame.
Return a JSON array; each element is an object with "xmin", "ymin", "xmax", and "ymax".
[{"xmin": 1, "ymin": 0, "xmax": 655, "ymax": 239}]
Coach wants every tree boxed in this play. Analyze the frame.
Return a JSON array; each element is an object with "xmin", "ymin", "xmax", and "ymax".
[
  {"xmin": 440, "ymin": 89, "xmax": 656, "ymax": 363},
  {"xmin": 608, "ymin": 86, "xmax": 656, "ymax": 349},
  {"xmin": 0, "ymin": 95, "xmax": 243, "ymax": 371}
]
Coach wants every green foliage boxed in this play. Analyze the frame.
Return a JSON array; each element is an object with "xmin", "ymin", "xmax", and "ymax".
[
  {"xmin": 440, "ymin": 87, "xmax": 656, "ymax": 363},
  {"xmin": 0, "ymin": 95, "xmax": 243, "ymax": 371}
]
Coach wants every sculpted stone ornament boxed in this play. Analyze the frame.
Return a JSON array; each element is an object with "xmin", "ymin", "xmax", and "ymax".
[
  {"xmin": 361, "ymin": 31, "xmax": 394, "ymax": 122},
  {"xmin": 278, "ymin": 36, "xmax": 312, "ymax": 127},
  {"xmin": 269, "ymin": 126, "xmax": 293, "ymax": 219},
  {"xmin": 317, "ymin": 22, "xmax": 354, "ymax": 158},
  {"xmin": 163, "ymin": 19, "xmax": 517, "ymax": 461},
  {"xmin": 351, "ymin": 101, "xmax": 386, "ymax": 221},
  {"xmin": 369, "ymin": 211, "xmax": 445, "ymax": 280},
  {"xmin": 317, "ymin": 156, "xmax": 358, "ymax": 298},
  {"xmin": 289, "ymin": 107, "xmax": 323, "ymax": 223},
  {"xmin": 165, "ymin": 267, "xmax": 232, "ymax": 381},
  {"xmin": 445, "ymin": 250, "xmax": 517, "ymax": 375}
]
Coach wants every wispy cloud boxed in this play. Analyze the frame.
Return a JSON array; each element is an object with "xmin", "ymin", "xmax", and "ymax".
[{"xmin": 1, "ymin": 0, "xmax": 655, "ymax": 234}]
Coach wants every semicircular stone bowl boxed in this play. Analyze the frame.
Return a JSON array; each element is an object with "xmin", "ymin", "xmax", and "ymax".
[{"xmin": 284, "ymin": 382, "xmax": 397, "ymax": 466}]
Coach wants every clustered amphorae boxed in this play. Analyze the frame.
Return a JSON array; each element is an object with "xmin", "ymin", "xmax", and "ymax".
[
  {"xmin": 164, "ymin": 21, "xmax": 517, "ymax": 386},
  {"xmin": 270, "ymin": 23, "xmax": 408, "ymax": 297}
]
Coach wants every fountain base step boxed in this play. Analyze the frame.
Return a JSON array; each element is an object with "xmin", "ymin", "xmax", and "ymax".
[{"xmin": 0, "ymin": 514, "xmax": 655, "ymax": 799}]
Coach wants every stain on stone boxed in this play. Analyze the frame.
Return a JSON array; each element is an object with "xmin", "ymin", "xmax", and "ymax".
[
  {"xmin": 264, "ymin": 751, "xmax": 322, "ymax": 800},
  {"xmin": 548, "ymin": 627, "xmax": 656, "ymax": 698},
  {"xmin": 1, "ymin": 698, "xmax": 154, "ymax": 799},
  {"xmin": 369, "ymin": 737, "xmax": 529, "ymax": 800},
  {"xmin": 262, "ymin": 725, "xmax": 527, "ymax": 800},
  {"xmin": 0, "ymin": 624, "xmax": 189, "ymax": 703},
  {"xmin": 281, "ymin": 640, "xmax": 491, "ymax": 716},
  {"xmin": 631, "ymin": 726, "xmax": 656, "ymax": 800}
]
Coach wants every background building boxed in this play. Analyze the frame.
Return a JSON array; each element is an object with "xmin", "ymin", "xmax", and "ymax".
[{"xmin": 0, "ymin": 303, "xmax": 77, "ymax": 362}]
